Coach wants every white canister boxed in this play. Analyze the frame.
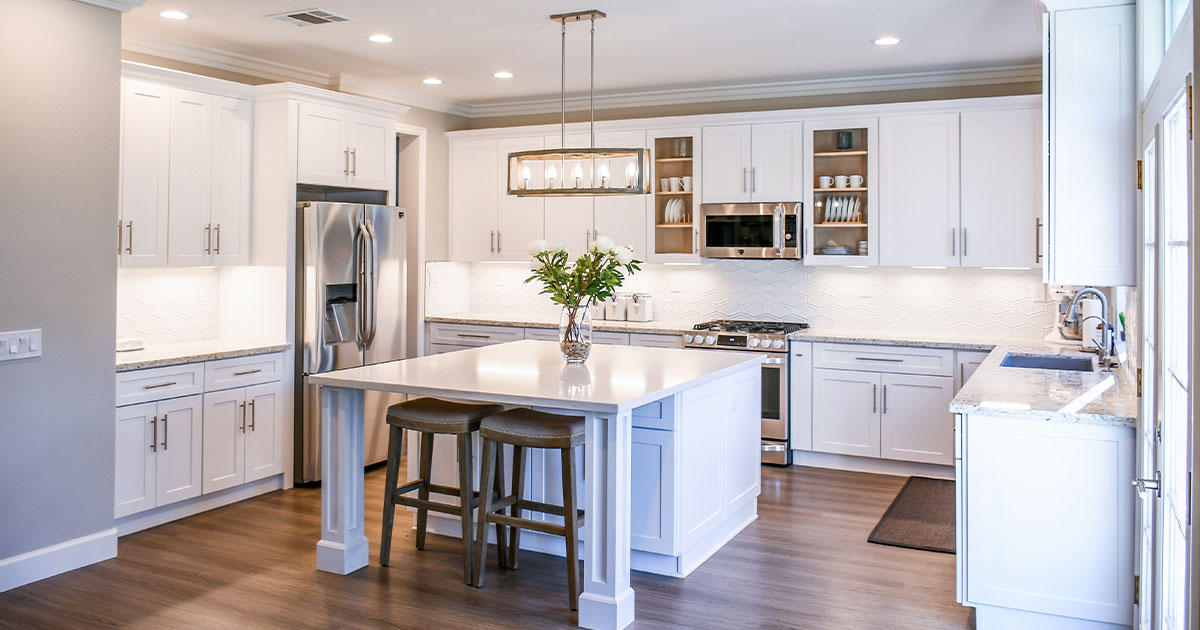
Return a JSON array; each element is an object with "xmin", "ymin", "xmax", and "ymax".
[
  {"xmin": 588, "ymin": 301, "xmax": 605, "ymax": 320},
  {"xmin": 605, "ymin": 293, "xmax": 630, "ymax": 321},
  {"xmin": 626, "ymin": 293, "xmax": 654, "ymax": 322}
]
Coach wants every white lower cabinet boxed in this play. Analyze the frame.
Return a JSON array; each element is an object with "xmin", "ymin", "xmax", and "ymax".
[
  {"xmin": 203, "ymin": 382, "xmax": 286, "ymax": 493},
  {"xmin": 114, "ymin": 395, "xmax": 204, "ymax": 519},
  {"xmin": 812, "ymin": 368, "xmax": 880, "ymax": 457},
  {"xmin": 878, "ymin": 373, "xmax": 954, "ymax": 465},
  {"xmin": 955, "ymin": 350, "xmax": 990, "ymax": 392}
]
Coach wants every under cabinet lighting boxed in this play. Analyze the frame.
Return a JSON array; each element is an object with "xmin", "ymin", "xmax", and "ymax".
[
  {"xmin": 663, "ymin": 262, "xmax": 700, "ymax": 266},
  {"xmin": 368, "ymin": 34, "xmax": 394, "ymax": 43},
  {"xmin": 422, "ymin": 78, "xmax": 443, "ymax": 85},
  {"xmin": 911, "ymin": 266, "xmax": 947, "ymax": 270},
  {"xmin": 982, "ymin": 267, "xmax": 1033, "ymax": 271},
  {"xmin": 160, "ymin": 10, "xmax": 189, "ymax": 19},
  {"xmin": 846, "ymin": 265, "xmax": 869, "ymax": 269},
  {"xmin": 873, "ymin": 36, "xmax": 901, "ymax": 46},
  {"xmin": 493, "ymin": 71, "xmax": 514, "ymax": 79}
]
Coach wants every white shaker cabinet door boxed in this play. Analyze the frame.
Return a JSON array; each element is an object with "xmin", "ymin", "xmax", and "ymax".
[
  {"xmin": 119, "ymin": 79, "xmax": 170, "ymax": 268},
  {"xmin": 955, "ymin": 350, "xmax": 990, "ymax": 392},
  {"xmin": 812, "ymin": 368, "xmax": 879, "ymax": 458},
  {"xmin": 154, "ymin": 395, "xmax": 204, "ymax": 507},
  {"xmin": 202, "ymin": 389, "xmax": 246, "ymax": 494},
  {"xmin": 449, "ymin": 138, "xmax": 499, "ymax": 261},
  {"xmin": 593, "ymin": 130, "xmax": 648, "ymax": 259},
  {"xmin": 879, "ymin": 373, "xmax": 954, "ymax": 465},
  {"xmin": 297, "ymin": 101, "xmax": 349, "ymax": 187},
  {"xmin": 789, "ymin": 341, "xmax": 813, "ymax": 451},
  {"xmin": 245, "ymin": 382, "xmax": 286, "ymax": 482},
  {"xmin": 210, "ymin": 95, "xmax": 253, "ymax": 266},
  {"xmin": 346, "ymin": 112, "xmax": 392, "ymax": 191},
  {"xmin": 701, "ymin": 125, "xmax": 752, "ymax": 203},
  {"xmin": 496, "ymin": 136, "xmax": 546, "ymax": 261},
  {"xmin": 167, "ymin": 88, "xmax": 213, "ymax": 267},
  {"xmin": 960, "ymin": 108, "xmax": 1042, "ymax": 268},
  {"xmin": 114, "ymin": 402, "xmax": 158, "ymax": 518},
  {"xmin": 751, "ymin": 122, "xmax": 804, "ymax": 201},
  {"xmin": 879, "ymin": 113, "xmax": 961, "ymax": 267}
]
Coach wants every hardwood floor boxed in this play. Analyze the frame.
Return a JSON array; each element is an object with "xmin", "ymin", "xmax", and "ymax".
[{"xmin": 0, "ymin": 464, "xmax": 971, "ymax": 629}]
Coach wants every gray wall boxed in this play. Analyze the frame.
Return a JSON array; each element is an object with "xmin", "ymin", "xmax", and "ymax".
[{"xmin": 0, "ymin": 0, "xmax": 120, "ymax": 558}]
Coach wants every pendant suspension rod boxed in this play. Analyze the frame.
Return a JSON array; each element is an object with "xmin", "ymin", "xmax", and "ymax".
[
  {"xmin": 560, "ymin": 17, "xmax": 566, "ymax": 156},
  {"xmin": 589, "ymin": 14, "xmax": 595, "ymax": 150}
]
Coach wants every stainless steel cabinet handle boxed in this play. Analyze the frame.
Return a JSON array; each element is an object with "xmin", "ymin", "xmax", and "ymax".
[
  {"xmin": 351, "ymin": 148, "xmax": 357, "ymax": 175},
  {"xmin": 117, "ymin": 220, "xmax": 123, "ymax": 255},
  {"xmin": 249, "ymin": 400, "xmax": 256, "ymax": 431},
  {"xmin": 240, "ymin": 401, "xmax": 247, "ymax": 433},
  {"xmin": 214, "ymin": 224, "xmax": 221, "ymax": 255},
  {"xmin": 962, "ymin": 228, "xmax": 968, "ymax": 257},
  {"xmin": 873, "ymin": 384, "xmax": 878, "ymax": 413},
  {"xmin": 150, "ymin": 415, "xmax": 157, "ymax": 452},
  {"xmin": 126, "ymin": 221, "xmax": 133, "ymax": 254},
  {"xmin": 693, "ymin": 227, "xmax": 699, "ymax": 253},
  {"xmin": 882, "ymin": 385, "xmax": 888, "ymax": 414},
  {"xmin": 143, "ymin": 381, "xmax": 177, "ymax": 389},
  {"xmin": 855, "ymin": 357, "xmax": 903, "ymax": 363},
  {"xmin": 960, "ymin": 364, "xmax": 964, "ymax": 383},
  {"xmin": 1035, "ymin": 218, "xmax": 1043, "ymax": 263},
  {"xmin": 950, "ymin": 228, "xmax": 956, "ymax": 256},
  {"xmin": 344, "ymin": 148, "xmax": 350, "ymax": 175},
  {"xmin": 204, "ymin": 223, "xmax": 212, "ymax": 254},
  {"xmin": 743, "ymin": 167, "xmax": 748, "ymax": 193},
  {"xmin": 161, "ymin": 413, "xmax": 168, "ymax": 450},
  {"xmin": 457, "ymin": 333, "xmax": 491, "ymax": 339},
  {"xmin": 490, "ymin": 230, "xmax": 495, "ymax": 253},
  {"xmin": 233, "ymin": 368, "xmax": 262, "ymax": 376},
  {"xmin": 751, "ymin": 167, "xmax": 757, "ymax": 192},
  {"xmin": 497, "ymin": 231, "xmax": 502, "ymax": 253}
]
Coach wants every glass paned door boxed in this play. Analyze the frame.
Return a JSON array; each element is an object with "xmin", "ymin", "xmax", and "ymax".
[{"xmin": 1137, "ymin": 135, "xmax": 1158, "ymax": 630}]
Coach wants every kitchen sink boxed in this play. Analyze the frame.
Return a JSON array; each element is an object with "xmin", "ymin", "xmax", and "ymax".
[{"xmin": 1000, "ymin": 353, "xmax": 1095, "ymax": 372}]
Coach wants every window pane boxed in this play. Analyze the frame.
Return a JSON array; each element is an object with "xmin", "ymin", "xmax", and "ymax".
[
  {"xmin": 1167, "ymin": 0, "xmax": 1188, "ymax": 43},
  {"xmin": 1163, "ymin": 94, "xmax": 1190, "ymax": 243},
  {"xmin": 1166, "ymin": 245, "xmax": 1189, "ymax": 379}
]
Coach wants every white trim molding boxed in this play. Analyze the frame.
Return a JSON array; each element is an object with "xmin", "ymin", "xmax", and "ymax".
[
  {"xmin": 0, "ymin": 528, "xmax": 117, "ymax": 593},
  {"xmin": 121, "ymin": 60, "xmax": 254, "ymax": 99},
  {"xmin": 123, "ymin": 29, "xmax": 331, "ymax": 86},
  {"xmin": 73, "ymin": 0, "xmax": 146, "ymax": 12},
  {"xmin": 338, "ymin": 75, "xmax": 472, "ymax": 118},
  {"xmin": 253, "ymin": 83, "xmax": 409, "ymax": 119}
]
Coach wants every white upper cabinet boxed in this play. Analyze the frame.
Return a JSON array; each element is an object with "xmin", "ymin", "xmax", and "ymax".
[
  {"xmin": 297, "ymin": 102, "xmax": 393, "ymax": 191},
  {"xmin": 543, "ymin": 133, "xmax": 595, "ymax": 258},
  {"xmin": 701, "ymin": 125, "xmax": 753, "ymax": 203},
  {"xmin": 119, "ymin": 79, "xmax": 170, "ymax": 268},
  {"xmin": 879, "ymin": 113, "xmax": 961, "ymax": 267},
  {"xmin": 750, "ymin": 123, "xmax": 805, "ymax": 201},
  {"xmin": 496, "ymin": 136, "xmax": 545, "ymax": 261},
  {"xmin": 449, "ymin": 138, "xmax": 500, "ymax": 262},
  {"xmin": 1044, "ymin": 2, "xmax": 1136, "ymax": 285},
  {"xmin": 960, "ymin": 108, "xmax": 1042, "ymax": 268},
  {"xmin": 210, "ymin": 96, "xmax": 252, "ymax": 266},
  {"xmin": 593, "ymin": 130, "xmax": 648, "ymax": 259},
  {"xmin": 167, "ymin": 89, "xmax": 213, "ymax": 267}
]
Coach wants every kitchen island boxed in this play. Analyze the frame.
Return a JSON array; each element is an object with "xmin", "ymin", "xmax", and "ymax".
[{"xmin": 308, "ymin": 340, "xmax": 764, "ymax": 630}]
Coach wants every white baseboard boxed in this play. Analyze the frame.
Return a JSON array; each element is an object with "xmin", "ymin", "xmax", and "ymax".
[
  {"xmin": 116, "ymin": 474, "xmax": 285, "ymax": 537},
  {"xmin": 792, "ymin": 450, "xmax": 955, "ymax": 479},
  {"xmin": 0, "ymin": 528, "xmax": 117, "ymax": 593}
]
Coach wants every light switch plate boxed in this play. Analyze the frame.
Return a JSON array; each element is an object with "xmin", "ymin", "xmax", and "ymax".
[{"xmin": 0, "ymin": 329, "xmax": 42, "ymax": 362}]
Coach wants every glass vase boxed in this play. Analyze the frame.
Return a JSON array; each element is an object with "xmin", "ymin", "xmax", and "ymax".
[{"xmin": 558, "ymin": 304, "xmax": 593, "ymax": 364}]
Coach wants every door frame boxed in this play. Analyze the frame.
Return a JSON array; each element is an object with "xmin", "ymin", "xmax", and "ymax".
[{"xmin": 394, "ymin": 121, "xmax": 427, "ymax": 359}]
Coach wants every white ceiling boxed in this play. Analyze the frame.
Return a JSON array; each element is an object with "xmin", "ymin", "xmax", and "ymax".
[{"xmin": 123, "ymin": 0, "xmax": 1043, "ymax": 110}]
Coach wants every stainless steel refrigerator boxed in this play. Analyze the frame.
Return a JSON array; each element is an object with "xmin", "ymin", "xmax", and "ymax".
[{"xmin": 296, "ymin": 201, "xmax": 407, "ymax": 483}]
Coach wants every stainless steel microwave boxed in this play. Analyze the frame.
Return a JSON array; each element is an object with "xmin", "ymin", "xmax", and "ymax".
[{"xmin": 699, "ymin": 202, "xmax": 802, "ymax": 259}]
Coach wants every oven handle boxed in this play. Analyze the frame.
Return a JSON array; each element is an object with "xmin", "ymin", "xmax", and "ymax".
[{"xmin": 762, "ymin": 357, "xmax": 786, "ymax": 365}]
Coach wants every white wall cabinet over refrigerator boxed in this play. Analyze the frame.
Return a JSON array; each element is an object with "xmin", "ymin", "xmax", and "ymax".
[
  {"xmin": 1043, "ymin": 1, "xmax": 1136, "ymax": 285},
  {"xmin": 114, "ymin": 395, "xmax": 204, "ymax": 519},
  {"xmin": 297, "ymin": 101, "xmax": 393, "ymax": 191},
  {"xmin": 701, "ymin": 123, "xmax": 804, "ymax": 203}
]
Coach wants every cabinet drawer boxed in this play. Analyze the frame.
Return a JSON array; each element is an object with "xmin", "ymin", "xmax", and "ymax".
[
  {"xmin": 593, "ymin": 331, "xmax": 629, "ymax": 346},
  {"xmin": 428, "ymin": 322, "xmax": 524, "ymax": 347},
  {"xmin": 812, "ymin": 343, "xmax": 954, "ymax": 376},
  {"xmin": 205, "ymin": 353, "xmax": 284, "ymax": 391},
  {"xmin": 522, "ymin": 327, "xmax": 558, "ymax": 341},
  {"xmin": 629, "ymin": 333, "xmax": 682, "ymax": 348},
  {"xmin": 117, "ymin": 363, "xmax": 204, "ymax": 406}
]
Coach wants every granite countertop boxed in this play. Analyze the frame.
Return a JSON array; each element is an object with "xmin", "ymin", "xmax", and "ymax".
[
  {"xmin": 425, "ymin": 312, "xmax": 694, "ymax": 335},
  {"xmin": 949, "ymin": 340, "xmax": 1136, "ymax": 427},
  {"xmin": 787, "ymin": 327, "xmax": 1010, "ymax": 351},
  {"xmin": 116, "ymin": 339, "xmax": 290, "ymax": 372}
]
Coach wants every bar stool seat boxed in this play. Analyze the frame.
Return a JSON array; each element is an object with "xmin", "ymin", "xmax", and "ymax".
[
  {"xmin": 474, "ymin": 408, "xmax": 586, "ymax": 611},
  {"xmin": 379, "ymin": 397, "xmax": 506, "ymax": 585}
]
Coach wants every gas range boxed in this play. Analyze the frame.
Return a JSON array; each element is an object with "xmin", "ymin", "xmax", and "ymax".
[{"xmin": 682, "ymin": 319, "xmax": 809, "ymax": 352}]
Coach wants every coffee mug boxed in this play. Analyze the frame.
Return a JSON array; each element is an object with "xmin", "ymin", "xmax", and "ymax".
[
  {"xmin": 669, "ymin": 177, "xmax": 683, "ymax": 192},
  {"xmin": 849, "ymin": 174, "xmax": 864, "ymax": 187},
  {"xmin": 681, "ymin": 176, "xmax": 693, "ymax": 191},
  {"xmin": 834, "ymin": 175, "xmax": 850, "ymax": 188},
  {"xmin": 660, "ymin": 178, "xmax": 670, "ymax": 192},
  {"xmin": 818, "ymin": 175, "xmax": 834, "ymax": 188}
]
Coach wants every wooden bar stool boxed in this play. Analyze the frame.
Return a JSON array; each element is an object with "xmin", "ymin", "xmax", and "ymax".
[
  {"xmin": 379, "ymin": 397, "xmax": 508, "ymax": 585},
  {"xmin": 473, "ymin": 407, "xmax": 585, "ymax": 611}
]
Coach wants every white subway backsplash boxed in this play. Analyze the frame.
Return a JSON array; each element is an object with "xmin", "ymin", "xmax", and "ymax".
[
  {"xmin": 117, "ymin": 268, "xmax": 221, "ymax": 344},
  {"xmin": 427, "ymin": 261, "xmax": 1056, "ymax": 338}
]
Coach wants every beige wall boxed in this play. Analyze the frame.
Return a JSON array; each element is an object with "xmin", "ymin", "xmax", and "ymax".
[{"xmin": 0, "ymin": 0, "xmax": 120, "ymax": 559}]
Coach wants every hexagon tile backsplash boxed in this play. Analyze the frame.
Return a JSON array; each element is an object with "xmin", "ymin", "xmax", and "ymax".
[
  {"xmin": 117, "ymin": 268, "xmax": 221, "ymax": 344},
  {"xmin": 426, "ymin": 261, "xmax": 1057, "ymax": 338}
]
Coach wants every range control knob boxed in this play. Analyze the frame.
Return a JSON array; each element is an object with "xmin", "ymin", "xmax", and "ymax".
[
  {"xmin": 748, "ymin": 337, "xmax": 761, "ymax": 348},
  {"xmin": 705, "ymin": 335, "xmax": 717, "ymax": 345},
  {"xmin": 684, "ymin": 334, "xmax": 694, "ymax": 344},
  {"xmin": 771, "ymin": 339, "xmax": 785, "ymax": 349}
]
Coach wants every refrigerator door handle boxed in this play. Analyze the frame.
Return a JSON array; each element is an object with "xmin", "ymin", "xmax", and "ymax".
[
  {"xmin": 354, "ymin": 222, "xmax": 366, "ymax": 349},
  {"xmin": 363, "ymin": 219, "xmax": 378, "ymax": 348}
]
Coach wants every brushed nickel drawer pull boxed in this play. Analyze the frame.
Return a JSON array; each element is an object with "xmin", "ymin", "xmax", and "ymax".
[
  {"xmin": 233, "ymin": 368, "xmax": 262, "ymax": 376},
  {"xmin": 151, "ymin": 415, "xmax": 157, "ymax": 452},
  {"xmin": 240, "ymin": 401, "xmax": 247, "ymax": 433},
  {"xmin": 161, "ymin": 413, "xmax": 168, "ymax": 450},
  {"xmin": 143, "ymin": 381, "xmax": 177, "ymax": 389},
  {"xmin": 457, "ymin": 333, "xmax": 491, "ymax": 339},
  {"xmin": 249, "ymin": 400, "xmax": 256, "ymax": 431},
  {"xmin": 855, "ymin": 357, "xmax": 904, "ymax": 363}
]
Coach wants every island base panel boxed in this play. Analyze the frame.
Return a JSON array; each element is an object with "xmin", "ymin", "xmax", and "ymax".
[{"xmin": 316, "ymin": 386, "xmax": 370, "ymax": 575}]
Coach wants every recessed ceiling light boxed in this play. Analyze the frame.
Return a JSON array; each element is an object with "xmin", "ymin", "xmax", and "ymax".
[
  {"xmin": 159, "ymin": 10, "xmax": 189, "ymax": 20},
  {"xmin": 493, "ymin": 71, "xmax": 514, "ymax": 79},
  {"xmin": 422, "ymin": 78, "xmax": 442, "ymax": 85},
  {"xmin": 368, "ymin": 34, "xmax": 393, "ymax": 43},
  {"xmin": 873, "ymin": 36, "xmax": 901, "ymax": 46}
]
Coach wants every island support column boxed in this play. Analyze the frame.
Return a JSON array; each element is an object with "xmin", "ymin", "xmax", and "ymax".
[
  {"xmin": 316, "ymin": 386, "xmax": 370, "ymax": 574},
  {"xmin": 579, "ymin": 409, "xmax": 635, "ymax": 630}
]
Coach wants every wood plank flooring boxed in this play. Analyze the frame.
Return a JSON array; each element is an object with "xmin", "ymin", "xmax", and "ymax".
[{"xmin": 0, "ymin": 464, "xmax": 972, "ymax": 629}]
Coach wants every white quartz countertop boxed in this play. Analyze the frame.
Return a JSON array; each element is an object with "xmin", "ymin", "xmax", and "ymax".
[
  {"xmin": 309, "ymin": 339, "xmax": 764, "ymax": 413},
  {"xmin": 425, "ymin": 312, "xmax": 693, "ymax": 335},
  {"xmin": 949, "ymin": 340, "xmax": 1136, "ymax": 427},
  {"xmin": 116, "ymin": 339, "xmax": 290, "ymax": 372}
]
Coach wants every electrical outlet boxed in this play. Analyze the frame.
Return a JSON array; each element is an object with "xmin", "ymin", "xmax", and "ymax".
[{"xmin": 0, "ymin": 329, "xmax": 42, "ymax": 362}]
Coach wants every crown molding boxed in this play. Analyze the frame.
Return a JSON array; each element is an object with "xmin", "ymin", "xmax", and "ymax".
[
  {"xmin": 121, "ymin": 60, "xmax": 255, "ymax": 99},
  {"xmin": 464, "ymin": 64, "xmax": 1042, "ymax": 118},
  {"xmin": 73, "ymin": 0, "xmax": 146, "ymax": 12},
  {"xmin": 254, "ymin": 83, "xmax": 409, "ymax": 119},
  {"xmin": 335, "ymin": 74, "xmax": 473, "ymax": 118},
  {"xmin": 122, "ymin": 30, "xmax": 331, "ymax": 86}
]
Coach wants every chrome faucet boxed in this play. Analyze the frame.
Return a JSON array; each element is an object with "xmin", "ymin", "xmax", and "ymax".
[{"xmin": 1064, "ymin": 287, "xmax": 1111, "ymax": 371}]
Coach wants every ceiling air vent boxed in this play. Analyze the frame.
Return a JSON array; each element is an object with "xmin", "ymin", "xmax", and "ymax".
[{"xmin": 269, "ymin": 8, "xmax": 355, "ymax": 27}]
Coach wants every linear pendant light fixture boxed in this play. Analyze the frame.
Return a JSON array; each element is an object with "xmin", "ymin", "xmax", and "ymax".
[{"xmin": 507, "ymin": 9, "xmax": 650, "ymax": 197}]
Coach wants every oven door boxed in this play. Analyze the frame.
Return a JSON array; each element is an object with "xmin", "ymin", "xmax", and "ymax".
[
  {"xmin": 700, "ymin": 203, "xmax": 799, "ymax": 259},
  {"xmin": 761, "ymin": 354, "xmax": 788, "ymax": 439}
]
